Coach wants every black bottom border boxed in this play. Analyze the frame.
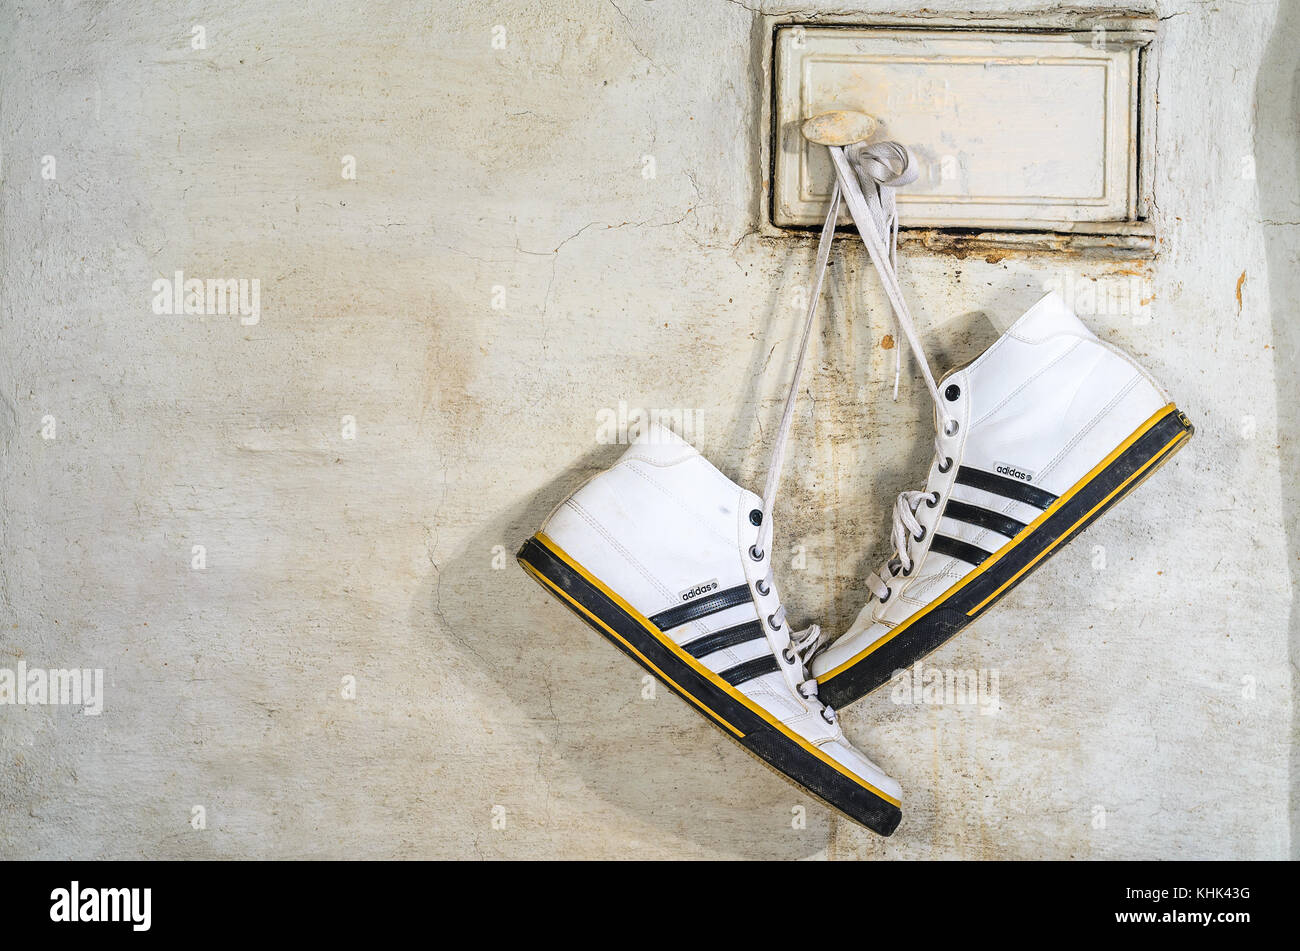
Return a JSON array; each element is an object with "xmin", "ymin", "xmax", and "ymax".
[{"xmin": 0, "ymin": 859, "xmax": 1280, "ymax": 937}]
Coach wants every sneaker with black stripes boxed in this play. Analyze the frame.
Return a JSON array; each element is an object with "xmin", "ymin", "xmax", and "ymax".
[
  {"xmin": 517, "ymin": 424, "xmax": 902, "ymax": 835},
  {"xmin": 810, "ymin": 290, "xmax": 1194, "ymax": 707},
  {"xmin": 518, "ymin": 186, "xmax": 904, "ymax": 835}
]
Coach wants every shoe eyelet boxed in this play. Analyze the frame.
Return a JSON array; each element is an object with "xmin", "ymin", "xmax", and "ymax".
[
  {"xmin": 755, "ymin": 579, "xmax": 771, "ymax": 596},
  {"xmin": 913, "ymin": 526, "xmax": 927, "ymax": 543},
  {"xmin": 749, "ymin": 545, "xmax": 764, "ymax": 562},
  {"xmin": 938, "ymin": 456, "xmax": 953, "ymax": 473},
  {"xmin": 945, "ymin": 384, "xmax": 961, "ymax": 401},
  {"xmin": 782, "ymin": 647, "xmax": 796, "ymax": 664},
  {"xmin": 943, "ymin": 418, "xmax": 960, "ymax": 437},
  {"xmin": 820, "ymin": 708, "xmax": 835, "ymax": 725},
  {"xmin": 879, "ymin": 586, "xmax": 892, "ymax": 603},
  {"xmin": 901, "ymin": 563, "xmax": 913, "ymax": 577},
  {"xmin": 768, "ymin": 614, "xmax": 783, "ymax": 631},
  {"xmin": 749, "ymin": 509, "xmax": 763, "ymax": 526},
  {"xmin": 926, "ymin": 492, "xmax": 940, "ymax": 508}
]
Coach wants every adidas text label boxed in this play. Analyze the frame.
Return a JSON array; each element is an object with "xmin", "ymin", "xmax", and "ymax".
[
  {"xmin": 678, "ymin": 579, "xmax": 719, "ymax": 602},
  {"xmin": 994, "ymin": 462, "xmax": 1036, "ymax": 483}
]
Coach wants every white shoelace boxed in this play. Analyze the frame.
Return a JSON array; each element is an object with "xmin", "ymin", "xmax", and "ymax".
[
  {"xmin": 755, "ymin": 137, "xmax": 957, "ymax": 692},
  {"xmin": 751, "ymin": 181, "xmax": 841, "ymax": 717},
  {"xmin": 826, "ymin": 141, "xmax": 958, "ymax": 613}
]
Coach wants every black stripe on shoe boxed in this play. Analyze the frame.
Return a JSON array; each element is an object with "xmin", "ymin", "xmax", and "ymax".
[
  {"xmin": 649, "ymin": 583, "xmax": 752, "ymax": 632},
  {"xmin": 719, "ymin": 654, "xmax": 781, "ymax": 686},
  {"xmin": 954, "ymin": 466, "xmax": 1058, "ymax": 510},
  {"xmin": 683, "ymin": 620, "xmax": 766, "ymax": 658},
  {"xmin": 942, "ymin": 499, "xmax": 1027, "ymax": 539},
  {"xmin": 930, "ymin": 534, "xmax": 996, "ymax": 567}
]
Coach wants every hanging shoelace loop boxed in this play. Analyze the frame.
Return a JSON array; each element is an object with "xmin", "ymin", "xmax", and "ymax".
[
  {"xmin": 758, "ymin": 133, "xmax": 965, "ymax": 676},
  {"xmin": 830, "ymin": 139, "xmax": 969, "ymax": 610}
]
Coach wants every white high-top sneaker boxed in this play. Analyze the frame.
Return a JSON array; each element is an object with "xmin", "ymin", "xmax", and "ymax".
[
  {"xmin": 812, "ymin": 291, "xmax": 1193, "ymax": 706},
  {"xmin": 798, "ymin": 133, "xmax": 1194, "ymax": 708},
  {"xmin": 518, "ymin": 426, "xmax": 901, "ymax": 834},
  {"xmin": 518, "ymin": 191, "xmax": 904, "ymax": 835}
]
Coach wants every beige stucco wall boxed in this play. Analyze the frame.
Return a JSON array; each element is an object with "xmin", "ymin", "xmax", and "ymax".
[{"xmin": 0, "ymin": 0, "xmax": 1295, "ymax": 859}]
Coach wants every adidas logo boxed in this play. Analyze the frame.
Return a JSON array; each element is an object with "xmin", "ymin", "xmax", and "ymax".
[
  {"xmin": 679, "ymin": 580, "xmax": 719, "ymax": 602},
  {"xmin": 995, "ymin": 463, "xmax": 1035, "ymax": 483}
]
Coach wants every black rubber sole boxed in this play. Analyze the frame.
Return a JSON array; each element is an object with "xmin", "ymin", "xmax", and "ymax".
[
  {"xmin": 517, "ymin": 534, "xmax": 903, "ymax": 836},
  {"xmin": 817, "ymin": 404, "xmax": 1195, "ymax": 708}
]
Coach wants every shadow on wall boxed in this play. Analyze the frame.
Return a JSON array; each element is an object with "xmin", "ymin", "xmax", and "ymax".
[
  {"xmin": 1254, "ymin": 0, "xmax": 1300, "ymax": 861},
  {"xmin": 414, "ymin": 444, "xmax": 833, "ymax": 858}
]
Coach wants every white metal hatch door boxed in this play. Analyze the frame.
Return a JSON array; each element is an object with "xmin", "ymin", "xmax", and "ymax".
[{"xmin": 771, "ymin": 23, "xmax": 1154, "ymax": 242}]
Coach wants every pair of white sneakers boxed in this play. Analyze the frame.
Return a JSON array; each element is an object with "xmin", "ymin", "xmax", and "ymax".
[{"xmin": 517, "ymin": 127, "xmax": 1193, "ymax": 837}]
